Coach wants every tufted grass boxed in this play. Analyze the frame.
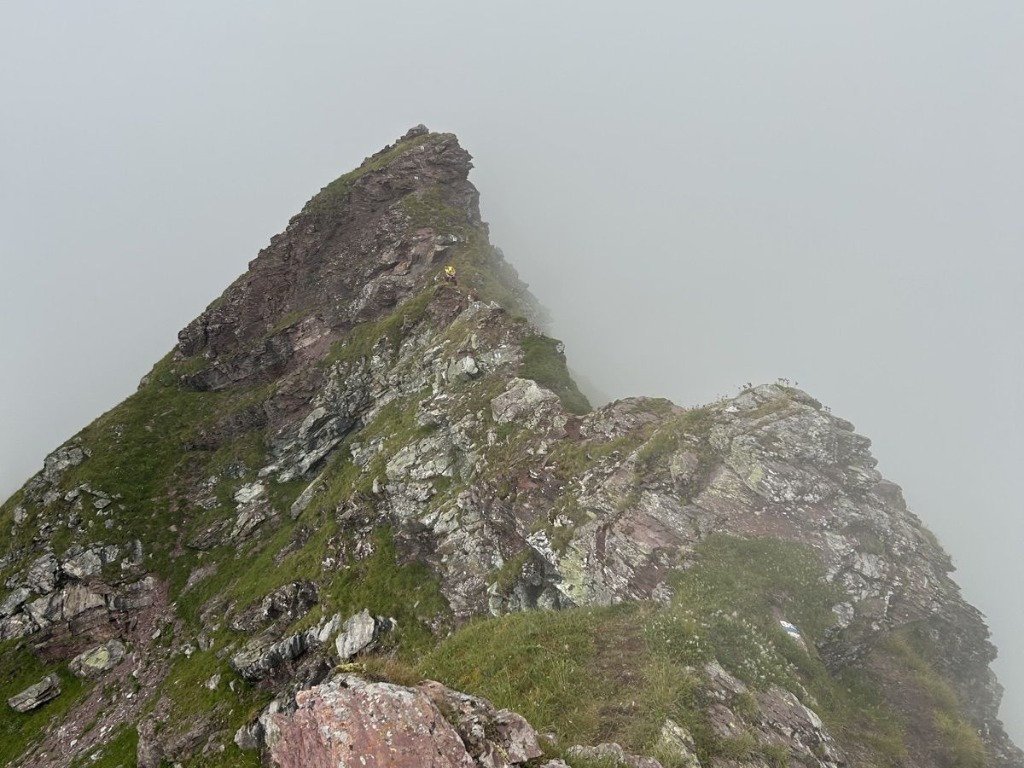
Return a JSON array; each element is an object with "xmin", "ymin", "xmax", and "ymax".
[
  {"xmin": 519, "ymin": 334, "xmax": 592, "ymax": 415},
  {"xmin": 884, "ymin": 625, "xmax": 988, "ymax": 767},
  {"xmin": 419, "ymin": 534, "xmax": 876, "ymax": 767},
  {"xmin": 418, "ymin": 533, "xmax": 984, "ymax": 768}
]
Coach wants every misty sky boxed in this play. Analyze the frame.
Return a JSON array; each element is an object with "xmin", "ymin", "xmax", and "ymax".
[{"xmin": 1, "ymin": 2, "xmax": 1021, "ymax": 740}]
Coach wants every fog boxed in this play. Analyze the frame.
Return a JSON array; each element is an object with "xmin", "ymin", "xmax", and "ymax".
[{"xmin": 1, "ymin": 2, "xmax": 1021, "ymax": 739}]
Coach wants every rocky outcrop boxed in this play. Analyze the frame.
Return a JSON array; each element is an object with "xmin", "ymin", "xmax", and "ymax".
[
  {"xmin": 0, "ymin": 544, "xmax": 154, "ymax": 653},
  {"xmin": 419, "ymin": 680, "xmax": 543, "ymax": 766},
  {"xmin": 228, "ymin": 608, "xmax": 389, "ymax": 682},
  {"xmin": 0, "ymin": 127, "xmax": 1018, "ymax": 768},
  {"xmin": 261, "ymin": 675, "xmax": 542, "ymax": 768},
  {"xmin": 657, "ymin": 720, "xmax": 701, "ymax": 768},
  {"xmin": 230, "ymin": 581, "xmax": 319, "ymax": 633},
  {"xmin": 701, "ymin": 661, "xmax": 845, "ymax": 767},
  {"xmin": 174, "ymin": 127, "xmax": 488, "ymax": 392}
]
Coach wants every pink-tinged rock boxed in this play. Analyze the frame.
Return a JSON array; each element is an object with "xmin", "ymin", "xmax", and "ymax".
[
  {"xmin": 263, "ymin": 675, "xmax": 475, "ymax": 768},
  {"xmin": 419, "ymin": 680, "xmax": 543, "ymax": 766}
]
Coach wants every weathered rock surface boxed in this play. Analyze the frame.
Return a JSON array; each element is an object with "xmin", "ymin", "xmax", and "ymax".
[
  {"xmin": 263, "ymin": 676, "xmax": 475, "ymax": 767},
  {"xmin": 8, "ymin": 673, "xmax": 61, "ymax": 713},
  {"xmin": 334, "ymin": 609, "xmax": 395, "ymax": 660},
  {"xmin": 230, "ymin": 631, "xmax": 312, "ymax": 682},
  {"xmin": 230, "ymin": 581, "xmax": 319, "ymax": 633},
  {"xmin": 702, "ymin": 661, "xmax": 846, "ymax": 767},
  {"xmin": 26, "ymin": 553, "xmax": 59, "ymax": 595},
  {"xmin": 229, "ymin": 607, "xmax": 349, "ymax": 682},
  {"xmin": 68, "ymin": 639, "xmax": 126, "ymax": 678},
  {"xmin": 420, "ymin": 680, "xmax": 543, "ymax": 766},
  {"xmin": 261, "ymin": 675, "xmax": 542, "ymax": 768},
  {"xmin": 0, "ymin": 586, "xmax": 31, "ymax": 617}
]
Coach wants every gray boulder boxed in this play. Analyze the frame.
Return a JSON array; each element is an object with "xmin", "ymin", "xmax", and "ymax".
[
  {"xmin": 0, "ymin": 613, "xmax": 36, "ymax": 641},
  {"xmin": 230, "ymin": 631, "xmax": 310, "ymax": 682},
  {"xmin": 490, "ymin": 378, "xmax": 564, "ymax": 432},
  {"xmin": 69, "ymin": 639, "xmax": 126, "ymax": 678},
  {"xmin": 447, "ymin": 355, "xmax": 480, "ymax": 382},
  {"xmin": 26, "ymin": 553, "xmax": 59, "ymax": 595},
  {"xmin": 230, "ymin": 581, "xmax": 319, "ymax": 633},
  {"xmin": 61, "ymin": 549, "xmax": 103, "ymax": 580},
  {"xmin": 8, "ymin": 673, "xmax": 62, "ymax": 713},
  {"xmin": 334, "ymin": 609, "xmax": 395, "ymax": 660},
  {"xmin": 0, "ymin": 587, "xmax": 31, "ymax": 617},
  {"xmin": 42, "ymin": 444, "xmax": 88, "ymax": 484}
]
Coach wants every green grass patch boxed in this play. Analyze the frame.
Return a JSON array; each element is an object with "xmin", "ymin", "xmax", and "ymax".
[
  {"xmin": 175, "ymin": 747, "xmax": 264, "ymax": 767},
  {"xmin": 520, "ymin": 334, "xmax": 591, "ymax": 415},
  {"xmin": 318, "ymin": 526, "xmax": 449, "ymax": 659},
  {"xmin": 71, "ymin": 725, "xmax": 137, "ymax": 767},
  {"xmin": 815, "ymin": 665, "xmax": 908, "ymax": 767},
  {"xmin": 668, "ymin": 536, "xmax": 911, "ymax": 766},
  {"xmin": 400, "ymin": 186, "xmax": 470, "ymax": 231},
  {"xmin": 161, "ymin": 646, "xmax": 268, "ymax": 727},
  {"xmin": 635, "ymin": 407, "xmax": 713, "ymax": 476},
  {"xmin": 57, "ymin": 353, "xmax": 237, "ymax": 573},
  {"xmin": 419, "ymin": 604, "xmax": 631, "ymax": 743},
  {"xmin": 934, "ymin": 711, "xmax": 986, "ymax": 768},
  {"xmin": 0, "ymin": 640, "xmax": 91, "ymax": 766},
  {"xmin": 420, "ymin": 534, "xmax": 919, "ymax": 766},
  {"xmin": 547, "ymin": 431, "xmax": 648, "ymax": 483},
  {"xmin": 883, "ymin": 624, "xmax": 988, "ymax": 767},
  {"xmin": 175, "ymin": 509, "xmax": 448, "ymax": 664},
  {"xmin": 669, "ymin": 534, "xmax": 844, "ymax": 648},
  {"xmin": 419, "ymin": 597, "xmax": 794, "ymax": 766}
]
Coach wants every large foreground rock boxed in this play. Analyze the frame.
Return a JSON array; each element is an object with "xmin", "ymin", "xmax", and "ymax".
[
  {"xmin": 261, "ymin": 674, "xmax": 543, "ymax": 768},
  {"xmin": 262, "ymin": 675, "xmax": 475, "ymax": 767}
]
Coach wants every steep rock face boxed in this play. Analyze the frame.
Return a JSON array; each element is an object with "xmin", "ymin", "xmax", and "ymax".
[
  {"xmin": 0, "ymin": 127, "xmax": 1019, "ymax": 768},
  {"xmin": 176, "ymin": 125, "xmax": 498, "ymax": 392}
]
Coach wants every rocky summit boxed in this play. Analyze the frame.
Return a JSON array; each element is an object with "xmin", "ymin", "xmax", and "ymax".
[{"xmin": 0, "ymin": 126, "xmax": 1020, "ymax": 768}]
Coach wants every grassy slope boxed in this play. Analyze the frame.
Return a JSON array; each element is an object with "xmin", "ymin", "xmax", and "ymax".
[{"xmin": 420, "ymin": 534, "xmax": 986, "ymax": 768}]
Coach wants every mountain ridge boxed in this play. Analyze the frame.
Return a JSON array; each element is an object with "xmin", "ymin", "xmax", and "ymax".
[{"xmin": 0, "ymin": 127, "xmax": 1019, "ymax": 768}]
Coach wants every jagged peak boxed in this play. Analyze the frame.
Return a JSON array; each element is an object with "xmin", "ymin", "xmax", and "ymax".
[
  {"xmin": 299, "ymin": 125, "xmax": 475, "ymax": 223},
  {"xmin": 172, "ymin": 127, "xmax": 544, "ymax": 391}
]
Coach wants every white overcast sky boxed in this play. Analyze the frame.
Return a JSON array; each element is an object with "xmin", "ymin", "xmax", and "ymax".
[{"xmin": 1, "ymin": 1, "xmax": 1021, "ymax": 740}]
